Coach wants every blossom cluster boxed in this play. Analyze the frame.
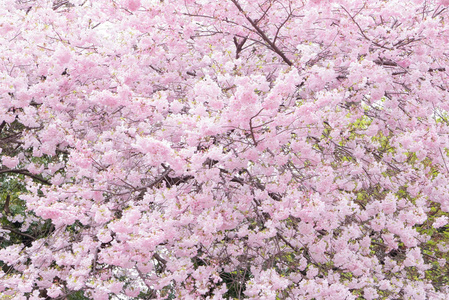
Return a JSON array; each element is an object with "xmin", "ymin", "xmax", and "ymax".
[{"xmin": 1, "ymin": 0, "xmax": 449, "ymax": 299}]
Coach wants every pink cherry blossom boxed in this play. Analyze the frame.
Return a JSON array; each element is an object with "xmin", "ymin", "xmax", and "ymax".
[
  {"xmin": 1, "ymin": 0, "xmax": 449, "ymax": 298},
  {"xmin": 434, "ymin": 216, "xmax": 449, "ymax": 229},
  {"xmin": 124, "ymin": 0, "xmax": 141, "ymax": 12},
  {"xmin": 1, "ymin": 156, "xmax": 19, "ymax": 168}
]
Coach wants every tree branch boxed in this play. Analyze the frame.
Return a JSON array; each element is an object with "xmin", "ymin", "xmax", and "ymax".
[
  {"xmin": 2, "ymin": 225, "xmax": 37, "ymax": 241},
  {"xmin": 0, "ymin": 168, "xmax": 52, "ymax": 185},
  {"xmin": 230, "ymin": 0, "xmax": 293, "ymax": 66}
]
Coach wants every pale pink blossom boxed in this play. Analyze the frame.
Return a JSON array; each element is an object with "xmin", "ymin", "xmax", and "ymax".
[
  {"xmin": 124, "ymin": 0, "xmax": 141, "ymax": 11},
  {"xmin": 125, "ymin": 287, "xmax": 140, "ymax": 297},
  {"xmin": 433, "ymin": 216, "xmax": 448, "ymax": 228},
  {"xmin": 2, "ymin": 156, "xmax": 19, "ymax": 168}
]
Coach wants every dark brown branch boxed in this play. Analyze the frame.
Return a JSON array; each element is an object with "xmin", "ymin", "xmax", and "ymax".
[
  {"xmin": 429, "ymin": 67, "xmax": 446, "ymax": 72},
  {"xmin": 273, "ymin": 13, "xmax": 292, "ymax": 45},
  {"xmin": 373, "ymin": 59, "xmax": 397, "ymax": 67},
  {"xmin": 53, "ymin": 1, "xmax": 73, "ymax": 10},
  {"xmin": 276, "ymin": 233, "xmax": 300, "ymax": 253},
  {"xmin": 150, "ymin": 65, "xmax": 163, "ymax": 74},
  {"xmin": 153, "ymin": 253, "xmax": 167, "ymax": 273},
  {"xmin": 0, "ymin": 169, "xmax": 52, "ymax": 185},
  {"xmin": 233, "ymin": 36, "xmax": 248, "ymax": 59},
  {"xmin": 432, "ymin": 6, "xmax": 447, "ymax": 18},
  {"xmin": 0, "ymin": 121, "xmax": 6, "ymax": 134},
  {"xmin": 230, "ymin": 0, "xmax": 293, "ymax": 66},
  {"xmin": 2, "ymin": 225, "xmax": 37, "ymax": 241},
  {"xmin": 254, "ymin": 1, "xmax": 273, "ymax": 27},
  {"xmin": 136, "ymin": 167, "xmax": 171, "ymax": 189},
  {"xmin": 248, "ymin": 108, "xmax": 264, "ymax": 146},
  {"xmin": 135, "ymin": 167, "xmax": 192, "ymax": 200},
  {"xmin": 162, "ymin": 175, "xmax": 194, "ymax": 188},
  {"xmin": 2, "ymin": 195, "xmax": 10, "ymax": 215},
  {"xmin": 439, "ymin": 147, "xmax": 449, "ymax": 175},
  {"xmin": 341, "ymin": 4, "xmax": 394, "ymax": 51}
]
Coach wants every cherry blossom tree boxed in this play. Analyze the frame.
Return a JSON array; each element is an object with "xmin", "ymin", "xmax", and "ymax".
[{"xmin": 2, "ymin": 0, "xmax": 449, "ymax": 299}]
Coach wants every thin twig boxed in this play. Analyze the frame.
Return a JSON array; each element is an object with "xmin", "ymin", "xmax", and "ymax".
[{"xmin": 439, "ymin": 147, "xmax": 449, "ymax": 174}]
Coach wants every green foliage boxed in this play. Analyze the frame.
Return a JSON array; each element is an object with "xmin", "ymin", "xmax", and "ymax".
[
  {"xmin": 0, "ymin": 174, "xmax": 54, "ymax": 245},
  {"xmin": 220, "ymin": 267, "xmax": 252, "ymax": 299},
  {"xmin": 67, "ymin": 291, "xmax": 91, "ymax": 300},
  {"xmin": 414, "ymin": 202, "xmax": 449, "ymax": 291},
  {"xmin": 1, "ymin": 173, "xmax": 29, "ymax": 247}
]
